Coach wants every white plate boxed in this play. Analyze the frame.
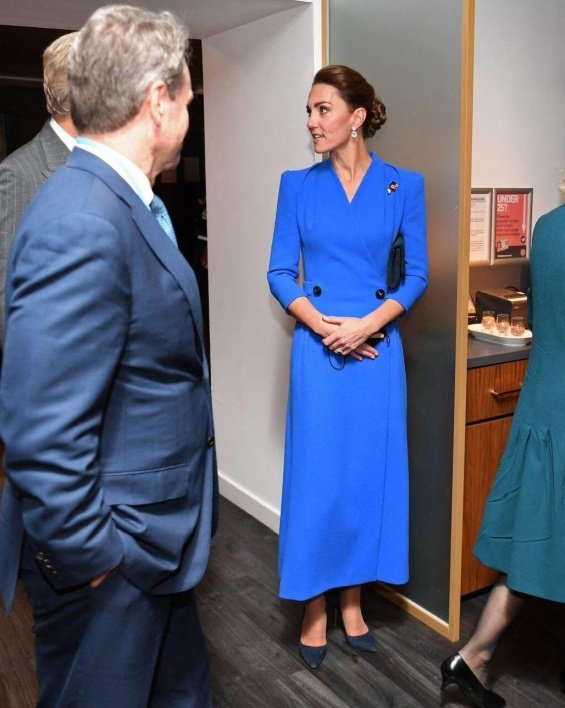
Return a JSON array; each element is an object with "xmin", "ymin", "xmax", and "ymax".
[{"xmin": 468, "ymin": 323, "xmax": 532, "ymax": 347}]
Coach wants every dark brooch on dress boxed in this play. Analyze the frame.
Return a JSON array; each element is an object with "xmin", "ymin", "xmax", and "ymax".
[{"xmin": 387, "ymin": 181, "xmax": 398, "ymax": 195}]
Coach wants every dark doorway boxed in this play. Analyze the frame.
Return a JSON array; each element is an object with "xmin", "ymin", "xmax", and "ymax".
[{"xmin": 0, "ymin": 25, "xmax": 209, "ymax": 351}]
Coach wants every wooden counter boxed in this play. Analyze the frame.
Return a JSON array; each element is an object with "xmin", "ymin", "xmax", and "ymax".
[
  {"xmin": 462, "ymin": 355, "xmax": 529, "ymax": 595},
  {"xmin": 467, "ymin": 335, "xmax": 530, "ymax": 369}
]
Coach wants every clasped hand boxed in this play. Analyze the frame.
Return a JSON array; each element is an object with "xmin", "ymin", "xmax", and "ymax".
[{"xmin": 321, "ymin": 315, "xmax": 383, "ymax": 360}]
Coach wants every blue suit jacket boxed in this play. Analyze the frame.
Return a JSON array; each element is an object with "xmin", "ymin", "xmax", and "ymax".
[{"xmin": 0, "ymin": 149, "xmax": 218, "ymax": 611}]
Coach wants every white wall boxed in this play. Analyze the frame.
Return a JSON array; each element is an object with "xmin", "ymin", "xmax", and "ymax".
[
  {"xmin": 473, "ymin": 0, "xmax": 565, "ymax": 222},
  {"xmin": 203, "ymin": 4, "xmax": 319, "ymax": 532}
]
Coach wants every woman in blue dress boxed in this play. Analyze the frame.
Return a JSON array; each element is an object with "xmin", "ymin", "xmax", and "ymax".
[{"xmin": 267, "ymin": 65, "xmax": 428, "ymax": 668}]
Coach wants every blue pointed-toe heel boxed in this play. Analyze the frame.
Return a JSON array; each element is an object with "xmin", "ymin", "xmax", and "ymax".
[
  {"xmin": 338, "ymin": 592, "xmax": 377, "ymax": 653},
  {"xmin": 298, "ymin": 597, "xmax": 330, "ymax": 669},
  {"xmin": 344, "ymin": 629, "xmax": 377, "ymax": 653},
  {"xmin": 298, "ymin": 641, "xmax": 327, "ymax": 669}
]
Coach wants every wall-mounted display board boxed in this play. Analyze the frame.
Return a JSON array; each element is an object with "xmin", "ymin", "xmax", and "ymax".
[
  {"xmin": 492, "ymin": 188, "xmax": 532, "ymax": 264},
  {"xmin": 470, "ymin": 188, "xmax": 492, "ymax": 266},
  {"xmin": 470, "ymin": 188, "xmax": 533, "ymax": 266}
]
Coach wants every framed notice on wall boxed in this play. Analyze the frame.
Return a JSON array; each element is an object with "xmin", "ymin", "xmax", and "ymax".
[
  {"xmin": 470, "ymin": 188, "xmax": 492, "ymax": 266},
  {"xmin": 492, "ymin": 188, "xmax": 532, "ymax": 264}
]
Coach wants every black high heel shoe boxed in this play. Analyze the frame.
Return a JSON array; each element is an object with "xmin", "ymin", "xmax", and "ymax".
[
  {"xmin": 298, "ymin": 642, "xmax": 327, "ymax": 669},
  {"xmin": 440, "ymin": 653, "xmax": 505, "ymax": 708}
]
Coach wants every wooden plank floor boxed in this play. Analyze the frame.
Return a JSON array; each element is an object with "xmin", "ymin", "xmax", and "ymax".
[{"xmin": 1, "ymin": 497, "xmax": 565, "ymax": 706}]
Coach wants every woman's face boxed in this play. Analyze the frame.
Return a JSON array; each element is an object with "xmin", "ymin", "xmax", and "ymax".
[{"xmin": 306, "ymin": 83, "xmax": 359, "ymax": 154}]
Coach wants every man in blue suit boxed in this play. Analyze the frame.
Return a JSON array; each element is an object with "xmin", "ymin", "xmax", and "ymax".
[{"xmin": 0, "ymin": 6, "xmax": 217, "ymax": 706}]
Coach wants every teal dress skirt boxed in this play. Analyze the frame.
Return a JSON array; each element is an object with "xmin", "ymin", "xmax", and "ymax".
[
  {"xmin": 474, "ymin": 204, "xmax": 565, "ymax": 602},
  {"xmin": 267, "ymin": 153, "xmax": 428, "ymax": 601}
]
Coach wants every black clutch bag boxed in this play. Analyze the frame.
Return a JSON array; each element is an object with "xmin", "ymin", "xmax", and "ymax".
[{"xmin": 387, "ymin": 233, "xmax": 405, "ymax": 290}]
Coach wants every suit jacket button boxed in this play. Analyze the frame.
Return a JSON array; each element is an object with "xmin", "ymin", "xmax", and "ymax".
[
  {"xmin": 375, "ymin": 289, "xmax": 385, "ymax": 299},
  {"xmin": 313, "ymin": 285, "xmax": 322, "ymax": 296},
  {"xmin": 206, "ymin": 436, "xmax": 215, "ymax": 448}
]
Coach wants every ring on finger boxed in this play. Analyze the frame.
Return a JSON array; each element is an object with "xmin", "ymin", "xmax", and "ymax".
[{"xmin": 335, "ymin": 348, "xmax": 343, "ymax": 355}]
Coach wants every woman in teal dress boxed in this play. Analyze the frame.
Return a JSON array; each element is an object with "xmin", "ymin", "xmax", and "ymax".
[
  {"xmin": 441, "ymin": 204, "xmax": 565, "ymax": 708},
  {"xmin": 267, "ymin": 65, "xmax": 428, "ymax": 668}
]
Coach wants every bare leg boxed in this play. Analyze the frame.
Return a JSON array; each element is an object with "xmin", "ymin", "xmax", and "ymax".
[
  {"xmin": 340, "ymin": 586, "xmax": 368, "ymax": 636},
  {"xmin": 300, "ymin": 594, "xmax": 327, "ymax": 647},
  {"xmin": 459, "ymin": 574, "xmax": 525, "ymax": 685}
]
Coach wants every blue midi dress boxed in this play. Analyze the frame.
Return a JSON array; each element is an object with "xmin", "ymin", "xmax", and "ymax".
[
  {"xmin": 474, "ymin": 204, "xmax": 565, "ymax": 603},
  {"xmin": 267, "ymin": 153, "xmax": 428, "ymax": 600}
]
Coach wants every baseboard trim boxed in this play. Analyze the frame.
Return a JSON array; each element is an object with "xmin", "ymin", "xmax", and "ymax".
[
  {"xmin": 218, "ymin": 470, "xmax": 280, "ymax": 534},
  {"xmin": 373, "ymin": 582, "xmax": 452, "ymax": 639}
]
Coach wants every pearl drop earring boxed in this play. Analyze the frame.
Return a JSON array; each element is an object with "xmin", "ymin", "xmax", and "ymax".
[{"xmin": 351, "ymin": 127, "xmax": 358, "ymax": 139}]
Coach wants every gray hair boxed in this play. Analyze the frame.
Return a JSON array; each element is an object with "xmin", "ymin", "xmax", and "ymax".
[
  {"xmin": 43, "ymin": 32, "xmax": 78, "ymax": 116},
  {"xmin": 68, "ymin": 4, "xmax": 189, "ymax": 134}
]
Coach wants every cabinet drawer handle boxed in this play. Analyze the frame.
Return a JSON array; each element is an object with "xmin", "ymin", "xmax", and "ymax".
[{"xmin": 489, "ymin": 385, "xmax": 522, "ymax": 399}]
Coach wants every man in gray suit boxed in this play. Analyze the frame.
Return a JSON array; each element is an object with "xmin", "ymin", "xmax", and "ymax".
[{"xmin": 0, "ymin": 32, "xmax": 78, "ymax": 346}]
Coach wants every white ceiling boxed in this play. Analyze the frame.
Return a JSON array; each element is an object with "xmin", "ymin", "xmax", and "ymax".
[{"xmin": 0, "ymin": 0, "xmax": 309, "ymax": 38}]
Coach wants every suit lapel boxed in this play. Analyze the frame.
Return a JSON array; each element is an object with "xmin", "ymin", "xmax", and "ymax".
[
  {"xmin": 131, "ymin": 200, "xmax": 205, "ymax": 340},
  {"xmin": 38, "ymin": 121, "xmax": 71, "ymax": 178},
  {"xmin": 67, "ymin": 149, "xmax": 206, "ymax": 354}
]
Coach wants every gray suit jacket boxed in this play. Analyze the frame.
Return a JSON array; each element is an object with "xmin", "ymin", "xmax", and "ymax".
[{"xmin": 0, "ymin": 120, "xmax": 70, "ymax": 345}]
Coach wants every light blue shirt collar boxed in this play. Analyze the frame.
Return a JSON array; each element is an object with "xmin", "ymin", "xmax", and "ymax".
[{"xmin": 75, "ymin": 136, "xmax": 154, "ymax": 208}]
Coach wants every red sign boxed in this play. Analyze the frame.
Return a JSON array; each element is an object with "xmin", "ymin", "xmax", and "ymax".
[{"xmin": 493, "ymin": 189, "xmax": 531, "ymax": 262}]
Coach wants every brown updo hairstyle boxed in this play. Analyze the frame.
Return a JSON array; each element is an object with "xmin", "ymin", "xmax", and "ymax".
[{"xmin": 312, "ymin": 65, "xmax": 386, "ymax": 139}]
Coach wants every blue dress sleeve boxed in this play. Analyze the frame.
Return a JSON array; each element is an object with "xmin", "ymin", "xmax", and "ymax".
[
  {"xmin": 267, "ymin": 171, "xmax": 306, "ymax": 311},
  {"xmin": 388, "ymin": 171, "xmax": 428, "ymax": 311}
]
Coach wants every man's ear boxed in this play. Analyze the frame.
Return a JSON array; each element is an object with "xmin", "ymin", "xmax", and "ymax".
[{"xmin": 148, "ymin": 80, "xmax": 168, "ymax": 126}]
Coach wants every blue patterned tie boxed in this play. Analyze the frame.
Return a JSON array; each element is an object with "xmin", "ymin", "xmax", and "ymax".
[{"xmin": 150, "ymin": 194, "xmax": 178, "ymax": 247}]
